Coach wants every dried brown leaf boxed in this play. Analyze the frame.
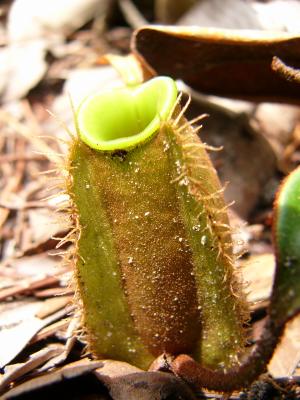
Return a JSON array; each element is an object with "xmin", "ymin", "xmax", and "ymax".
[
  {"xmin": 133, "ymin": 26, "xmax": 300, "ymax": 103},
  {"xmin": 94, "ymin": 360, "xmax": 196, "ymax": 400}
]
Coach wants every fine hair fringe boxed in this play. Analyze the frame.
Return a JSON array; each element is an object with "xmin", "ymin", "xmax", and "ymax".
[
  {"xmin": 42, "ymin": 109, "xmax": 92, "ymax": 355},
  {"xmin": 167, "ymin": 94, "xmax": 250, "ymax": 350}
]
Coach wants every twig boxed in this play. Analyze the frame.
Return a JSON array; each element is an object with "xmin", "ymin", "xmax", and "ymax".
[{"xmin": 118, "ymin": 0, "xmax": 148, "ymax": 29}]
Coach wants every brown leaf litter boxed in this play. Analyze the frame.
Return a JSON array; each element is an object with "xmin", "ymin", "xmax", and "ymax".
[{"xmin": 1, "ymin": 1, "xmax": 300, "ymax": 399}]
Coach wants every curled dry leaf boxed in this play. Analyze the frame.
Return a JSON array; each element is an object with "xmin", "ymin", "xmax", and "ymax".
[{"xmin": 132, "ymin": 26, "xmax": 300, "ymax": 103}]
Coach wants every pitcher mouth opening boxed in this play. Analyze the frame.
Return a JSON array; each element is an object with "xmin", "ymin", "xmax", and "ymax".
[{"xmin": 76, "ymin": 77, "xmax": 177, "ymax": 151}]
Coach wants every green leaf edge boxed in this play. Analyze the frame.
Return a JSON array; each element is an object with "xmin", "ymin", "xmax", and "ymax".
[{"xmin": 271, "ymin": 165, "xmax": 300, "ymax": 322}]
